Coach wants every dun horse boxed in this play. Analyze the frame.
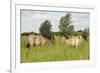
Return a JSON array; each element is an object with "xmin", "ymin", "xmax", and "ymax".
[{"xmin": 26, "ymin": 34, "xmax": 55, "ymax": 48}]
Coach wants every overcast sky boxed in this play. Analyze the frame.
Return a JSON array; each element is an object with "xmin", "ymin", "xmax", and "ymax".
[{"xmin": 21, "ymin": 10, "xmax": 90, "ymax": 33}]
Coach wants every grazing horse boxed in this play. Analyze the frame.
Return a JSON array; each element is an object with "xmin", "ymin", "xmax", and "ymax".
[
  {"xmin": 26, "ymin": 34, "xmax": 51, "ymax": 48},
  {"xmin": 61, "ymin": 35, "xmax": 83, "ymax": 48},
  {"xmin": 69, "ymin": 35, "xmax": 83, "ymax": 48}
]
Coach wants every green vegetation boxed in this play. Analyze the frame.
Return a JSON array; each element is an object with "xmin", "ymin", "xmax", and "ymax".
[
  {"xmin": 21, "ymin": 32, "xmax": 38, "ymax": 36},
  {"xmin": 21, "ymin": 35, "xmax": 89, "ymax": 63},
  {"xmin": 39, "ymin": 20, "xmax": 53, "ymax": 39},
  {"xmin": 59, "ymin": 13, "xmax": 74, "ymax": 37}
]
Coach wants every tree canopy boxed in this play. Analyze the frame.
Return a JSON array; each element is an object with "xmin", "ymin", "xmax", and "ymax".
[
  {"xmin": 39, "ymin": 20, "xmax": 52, "ymax": 38},
  {"xmin": 59, "ymin": 13, "xmax": 74, "ymax": 37}
]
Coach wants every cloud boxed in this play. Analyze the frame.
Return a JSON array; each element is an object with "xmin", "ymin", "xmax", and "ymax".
[
  {"xmin": 32, "ymin": 12, "xmax": 49, "ymax": 20},
  {"xmin": 22, "ymin": 10, "xmax": 49, "ymax": 20},
  {"xmin": 70, "ymin": 13, "xmax": 89, "ymax": 31},
  {"xmin": 21, "ymin": 10, "xmax": 90, "ymax": 33}
]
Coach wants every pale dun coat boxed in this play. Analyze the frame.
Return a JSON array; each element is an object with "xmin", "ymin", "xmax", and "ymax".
[
  {"xmin": 27, "ymin": 34, "xmax": 48, "ymax": 47},
  {"xmin": 73, "ymin": 36, "xmax": 80, "ymax": 48},
  {"xmin": 40, "ymin": 36, "xmax": 47, "ymax": 46},
  {"xmin": 35, "ymin": 35, "xmax": 42, "ymax": 46},
  {"xmin": 26, "ymin": 34, "xmax": 35, "ymax": 48},
  {"xmin": 61, "ymin": 37, "xmax": 66, "ymax": 44},
  {"xmin": 65, "ymin": 39, "xmax": 70, "ymax": 45},
  {"xmin": 65, "ymin": 35, "xmax": 83, "ymax": 48}
]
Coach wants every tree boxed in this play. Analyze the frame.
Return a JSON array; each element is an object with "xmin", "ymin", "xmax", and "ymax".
[
  {"xmin": 39, "ymin": 20, "xmax": 55, "ymax": 44},
  {"xmin": 82, "ymin": 28, "xmax": 89, "ymax": 40},
  {"xmin": 39, "ymin": 20, "xmax": 51, "ymax": 37},
  {"xmin": 59, "ymin": 13, "xmax": 74, "ymax": 37}
]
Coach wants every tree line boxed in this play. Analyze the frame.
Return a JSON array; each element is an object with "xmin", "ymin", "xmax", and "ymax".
[{"xmin": 21, "ymin": 13, "xmax": 89, "ymax": 41}]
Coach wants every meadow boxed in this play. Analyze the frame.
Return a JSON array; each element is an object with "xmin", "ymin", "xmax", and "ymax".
[{"xmin": 21, "ymin": 35, "xmax": 89, "ymax": 63}]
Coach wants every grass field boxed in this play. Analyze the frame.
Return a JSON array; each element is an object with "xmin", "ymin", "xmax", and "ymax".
[{"xmin": 21, "ymin": 35, "xmax": 90, "ymax": 63}]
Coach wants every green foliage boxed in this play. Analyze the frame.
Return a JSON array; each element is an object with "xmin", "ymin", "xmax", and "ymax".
[
  {"xmin": 39, "ymin": 20, "xmax": 52, "ymax": 38},
  {"xmin": 82, "ymin": 28, "xmax": 89, "ymax": 40},
  {"xmin": 73, "ymin": 30, "xmax": 83, "ymax": 36},
  {"xmin": 21, "ymin": 35, "xmax": 89, "ymax": 63},
  {"xmin": 59, "ymin": 13, "xmax": 74, "ymax": 37},
  {"xmin": 53, "ymin": 32, "xmax": 61, "ymax": 36}
]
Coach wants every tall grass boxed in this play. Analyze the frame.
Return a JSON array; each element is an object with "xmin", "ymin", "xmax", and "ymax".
[{"xmin": 21, "ymin": 36, "xmax": 89, "ymax": 63}]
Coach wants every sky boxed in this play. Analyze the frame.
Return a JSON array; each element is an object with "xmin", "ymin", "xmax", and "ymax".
[{"xmin": 21, "ymin": 10, "xmax": 90, "ymax": 33}]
